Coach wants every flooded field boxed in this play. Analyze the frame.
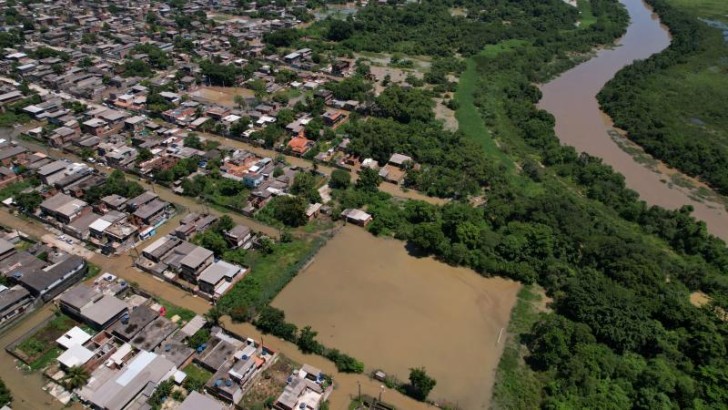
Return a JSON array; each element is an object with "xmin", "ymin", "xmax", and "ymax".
[
  {"xmin": 191, "ymin": 86, "xmax": 254, "ymax": 108},
  {"xmin": 272, "ymin": 226, "xmax": 521, "ymax": 408}
]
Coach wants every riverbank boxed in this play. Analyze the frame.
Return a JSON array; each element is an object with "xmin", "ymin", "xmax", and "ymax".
[
  {"xmin": 539, "ymin": 0, "xmax": 728, "ymax": 241},
  {"xmin": 598, "ymin": 0, "xmax": 728, "ymax": 204}
]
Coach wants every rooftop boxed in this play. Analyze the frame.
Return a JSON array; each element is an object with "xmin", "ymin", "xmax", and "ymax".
[
  {"xmin": 178, "ymin": 391, "xmax": 225, "ymax": 410},
  {"xmin": 131, "ymin": 316, "xmax": 177, "ymax": 352},
  {"xmin": 80, "ymin": 294, "xmax": 128, "ymax": 328},
  {"xmin": 111, "ymin": 305, "xmax": 158, "ymax": 342},
  {"xmin": 84, "ymin": 351, "xmax": 176, "ymax": 410}
]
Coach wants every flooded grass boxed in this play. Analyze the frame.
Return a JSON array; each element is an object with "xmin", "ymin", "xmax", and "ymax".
[
  {"xmin": 491, "ymin": 286, "xmax": 543, "ymax": 410},
  {"xmin": 15, "ymin": 314, "xmax": 77, "ymax": 371},
  {"xmin": 216, "ymin": 237, "xmax": 326, "ymax": 319},
  {"xmin": 272, "ymin": 226, "xmax": 520, "ymax": 408}
]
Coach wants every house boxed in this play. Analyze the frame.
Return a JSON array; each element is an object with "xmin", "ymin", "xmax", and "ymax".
[
  {"xmin": 126, "ymin": 191, "xmax": 158, "ymax": 211},
  {"xmin": 79, "ymin": 351, "xmax": 177, "ymax": 410},
  {"xmin": 0, "ymin": 90, "xmax": 24, "ymax": 108},
  {"xmin": 101, "ymin": 194, "xmax": 128, "ymax": 211},
  {"xmin": 206, "ymin": 106, "xmax": 231, "ymax": 120},
  {"xmin": 274, "ymin": 364, "xmax": 326, "ymax": 410},
  {"xmin": 198, "ymin": 260, "xmax": 244, "ymax": 298},
  {"xmin": 0, "ymin": 166, "xmax": 19, "ymax": 188},
  {"xmin": 306, "ymin": 203, "xmax": 322, "ymax": 221},
  {"xmin": 40, "ymin": 192, "xmax": 89, "ymax": 224},
  {"xmin": 13, "ymin": 255, "xmax": 88, "ymax": 302},
  {"xmin": 179, "ymin": 246, "xmax": 214, "ymax": 283},
  {"xmin": 38, "ymin": 159, "xmax": 69, "ymax": 185},
  {"xmin": 111, "ymin": 305, "xmax": 158, "ymax": 342},
  {"xmin": 131, "ymin": 198, "xmax": 170, "ymax": 226},
  {"xmin": 56, "ymin": 326, "xmax": 93, "ymax": 349},
  {"xmin": 59, "ymin": 284, "xmax": 128, "ymax": 329},
  {"xmin": 322, "ymin": 110, "xmax": 345, "ymax": 126},
  {"xmin": 172, "ymin": 213, "xmax": 217, "ymax": 240},
  {"xmin": 388, "ymin": 153, "xmax": 413, "ymax": 168},
  {"xmin": 340, "ymin": 208, "xmax": 372, "ymax": 227},
  {"xmin": 178, "ymin": 391, "xmax": 226, "ymax": 410},
  {"xmin": 0, "ymin": 238, "xmax": 16, "ymax": 262},
  {"xmin": 287, "ymin": 134, "xmax": 313, "ymax": 156},
  {"xmin": 132, "ymin": 316, "xmax": 177, "ymax": 351},
  {"xmin": 140, "ymin": 235, "xmax": 180, "ymax": 262},
  {"xmin": 57, "ymin": 343, "xmax": 95, "ymax": 369},
  {"xmin": 224, "ymin": 224, "xmax": 253, "ymax": 249},
  {"xmin": 81, "ymin": 117, "xmax": 109, "ymax": 136},
  {"xmin": 331, "ymin": 60, "xmax": 351, "ymax": 76},
  {"xmin": 0, "ymin": 145, "xmax": 28, "ymax": 166},
  {"xmin": 0, "ymin": 285, "xmax": 32, "ymax": 325},
  {"xmin": 49, "ymin": 126, "xmax": 80, "ymax": 147}
]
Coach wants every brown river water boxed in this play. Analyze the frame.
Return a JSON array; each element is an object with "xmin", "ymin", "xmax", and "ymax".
[{"xmin": 539, "ymin": 0, "xmax": 728, "ymax": 241}]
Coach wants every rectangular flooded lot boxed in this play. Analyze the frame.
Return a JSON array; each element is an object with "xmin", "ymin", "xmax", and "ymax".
[{"xmin": 272, "ymin": 226, "xmax": 520, "ymax": 409}]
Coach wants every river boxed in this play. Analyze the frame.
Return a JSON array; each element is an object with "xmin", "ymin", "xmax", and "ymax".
[{"xmin": 539, "ymin": 0, "xmax": 728, "ymax": 241}]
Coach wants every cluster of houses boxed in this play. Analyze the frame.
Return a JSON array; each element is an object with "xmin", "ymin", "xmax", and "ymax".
[
  {"xmin": 0, "ymin": 234, "xmax": 87, "ymax": 327},
  {"xmin": 0, "ymin": 137, "xmax": 175, "ymax": 253},
  {"xmin": 30, "ymin": 278, "xmax": 329, "ymax": 410},
  {"xmin": 40, "ymin": 189, "xmax": 174, "ymax": 248},
  {"xmin": 136, "ymin": 231, "xmax": 250, "ymax": 300},
  {"xmin": 20, "ymin": 279, "xmax": 332, "ymax": 410}
]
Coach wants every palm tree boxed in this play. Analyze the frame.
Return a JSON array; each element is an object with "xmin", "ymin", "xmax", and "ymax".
[{"xmin": 62, "ymin": 366, "xmax": 90, "ymax": 391}]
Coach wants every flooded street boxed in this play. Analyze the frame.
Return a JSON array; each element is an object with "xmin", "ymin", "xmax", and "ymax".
[
  {"xmin": 0, "ymin": 305, "xmax": 79, "ymax": 410},
  {"xmin": 273, "ymin": 226, "xmax": 521, "ymax": 409},
  {"xmin": 539, "ymin": 0, "xmax": 728, "ymax": 241}
]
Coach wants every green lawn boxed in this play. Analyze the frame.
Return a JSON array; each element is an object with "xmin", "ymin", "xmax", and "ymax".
[
  {"xmin": 182, "ymin": 363, "xmax": 213, "ymax": 391},
  {"xmin": 16, "ymin": 314, "xmax": 77, "ymax": 370},
  {"xmin": 577, "ymin": 0, "xmax": 597, "ymax": 28},
  {"xmin": 156, "ymin": 298, "xmax": 196, "ymax": 323}
]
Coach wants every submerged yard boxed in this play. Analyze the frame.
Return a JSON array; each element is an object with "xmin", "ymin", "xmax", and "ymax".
[{"xmin": 272, "ymin": 226, "xmax": 520, "ymax": 409}]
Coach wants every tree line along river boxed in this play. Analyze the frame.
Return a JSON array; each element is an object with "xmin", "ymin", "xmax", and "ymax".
[{"xmin": 540, "ymin": 0, "xmax": 728, "ymax": 242}]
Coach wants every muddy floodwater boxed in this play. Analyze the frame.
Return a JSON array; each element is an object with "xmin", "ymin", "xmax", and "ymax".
[
  {"xmin": 0, "ymin": 305, "xmax": 80, "ymax": 410},
  {"xmin": 273, "ymin": 226, "xmax": 521, "ymax": 409},
  {"xmin": 539, "ymin": 0, "xmax": 728, "ymax": 241}
]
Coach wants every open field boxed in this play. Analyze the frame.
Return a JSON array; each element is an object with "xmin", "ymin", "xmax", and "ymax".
[
  {"xmin": 190, "ymin": 86, "xmax": 254, "ymax": 108},
  {"xmin": 272, "ymin": 226, "xmax": 521, "ymax": 409}
]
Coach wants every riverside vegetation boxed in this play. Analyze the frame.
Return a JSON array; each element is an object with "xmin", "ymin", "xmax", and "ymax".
[{"xmin": 599, "ymin": 0, "xmax": 728, "ymax": 195}]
